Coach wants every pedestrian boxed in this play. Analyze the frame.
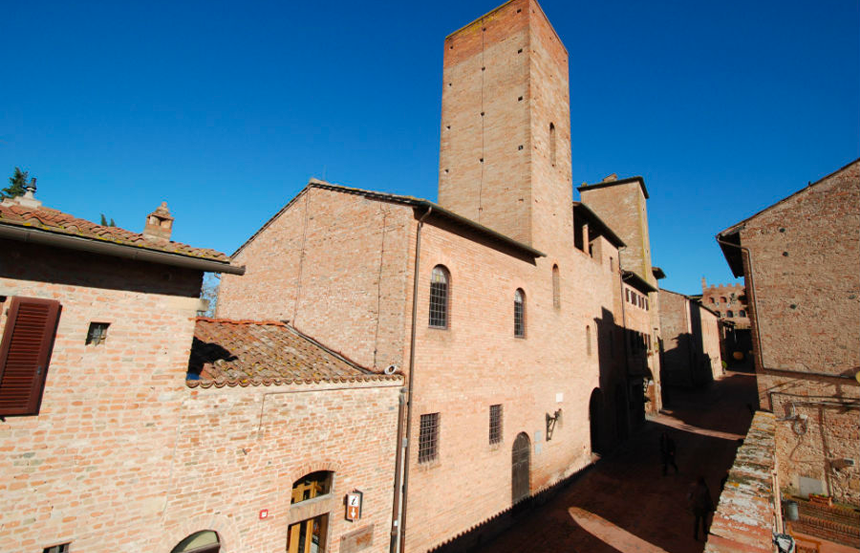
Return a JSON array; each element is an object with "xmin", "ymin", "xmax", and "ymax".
[
  {"xmin": 689, "ymin": 476, "xmax": 715, "ymax": 541},
  {"xmin": 659, "ymin": 431, "xmax": 678, "ymax": 475}
]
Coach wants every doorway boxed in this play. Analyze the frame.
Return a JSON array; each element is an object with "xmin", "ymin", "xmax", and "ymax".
[
  {"xmin": 511, "ymin": 432, "xmax": 531, "ymax": 504},
  {"xmin": 589, "ymin": 388, "xmax": 604, "ymax": 454},
  {"xmin": 287, "ymin": 514, "xmax": 328, "ymax": 553}
]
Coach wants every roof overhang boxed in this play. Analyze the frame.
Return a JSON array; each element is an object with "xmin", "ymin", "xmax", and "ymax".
[
  {"xmin": 0, "ymin": 223, "xmax": 246, "ymax": 275},
  {"xmin": 622, "ymin": 270, "xmax": 657, "ymax": 294},
  {"xmin": 577, "ymin": 176, "xmax": 649, "ymax": 200},
  {"xmin": 716, "ymin": 228, "xmax": 745, "ymax": 278},
  {"xmin": 573, "ymin": 202, "xmax": 626, "ymax": 248}
]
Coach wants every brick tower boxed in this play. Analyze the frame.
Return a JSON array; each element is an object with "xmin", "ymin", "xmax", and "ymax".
[{"xmin": 438, "ymin": 0, "xmax": 572, "ymax": 252}]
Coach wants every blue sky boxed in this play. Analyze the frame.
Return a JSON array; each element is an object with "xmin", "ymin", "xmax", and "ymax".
[{"xmin": 3, "ymin": 0, "xmax": 858, "ymax": 295}]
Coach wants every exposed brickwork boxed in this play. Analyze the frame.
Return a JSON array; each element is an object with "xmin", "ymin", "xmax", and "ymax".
[
  {"xmin": 660, "ymin": 289, "xmax": 723, "ymax": 386},
  {"xmin": 706, "ymin": 411, "xmax": 777, "ymax": 553},
  {"xmin": 701, "ymin": 279, "xmax": 750, "ymax": 329},
  {"xmin": 719, "ymin": 159, "xmax": 860, "ymax": 507}
]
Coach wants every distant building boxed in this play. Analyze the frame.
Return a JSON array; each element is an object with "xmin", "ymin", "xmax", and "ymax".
[
  {"xmin": 659, "ymin": 289, "xmax": 722, "ymax": 387},
  {"xmin": 717, "ymin": 158, "xmax": 860, "ymax": 509}
]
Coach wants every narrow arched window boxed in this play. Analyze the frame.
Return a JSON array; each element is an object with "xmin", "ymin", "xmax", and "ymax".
[
  {"xmin": 739, "ymin": 310, "xmax": 746, "ymax": 317},
  {"xmin": 514, "ymin": 289, "xmax": 525, "ymax": 338},
  {"xmin": 727, "ymin": 310, "xmax": 734, "ymax": 318},
  {"xmin": 552, "ymin": 265, "xmax": 560, "ymax": 309},
  {"xmin": 429, "ymin": 265, "xmax": 450, "ymax": 328},
  {"xmin": 549, "ymin": 122, "xmax": 557, "ymax": 167}
]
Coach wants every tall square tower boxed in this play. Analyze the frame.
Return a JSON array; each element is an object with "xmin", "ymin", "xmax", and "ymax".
[{"xmin": 438, "ymin": 0, "xmax": 573, "ymax": 253}]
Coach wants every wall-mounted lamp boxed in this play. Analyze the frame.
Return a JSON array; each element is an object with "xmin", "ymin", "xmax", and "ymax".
[{"xmin": 546, "ymin": 409, "xmax": 562, "ymax": 441}]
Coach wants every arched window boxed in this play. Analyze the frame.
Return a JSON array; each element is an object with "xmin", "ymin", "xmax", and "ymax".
[
  {"xmin": 720, "ymin": 296, "xmax": 727, "ymax": 303},
  {"xmin": 171, "ymin": 531, "xmax": 220, "ymax": 553},
  {"xmin": 727, "ymin": 310, "xmax": 734, "ymax": 318},
  {"xmin": 429, "ymin": 265, "xmax": 450, "ymax": 328},
  {"xmin": 739, "ymin": 310, "xmax": 746, "ymax": 317},
  {"xmin": 552, "ymin": 265, "xmax": 560, "ymax": 309},
  {"xmin": 291, "ymin": 471, "xmax": 333, "ymax": 504},
  {"xmin": 549, "ymin": 123, "xmax": 556, "ymax": 167},
  {"xmin": 709, "ymin": 297, "xmax": 715, "ymax": 304},
  {"xmin": 514, "ymin": 289, "xmax": 525, "ymax": 338}
]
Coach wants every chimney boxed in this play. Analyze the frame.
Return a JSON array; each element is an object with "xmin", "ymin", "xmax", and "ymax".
[
  {"xmin": 9, "ymin": 177, "xmax": 43, "ymax": 208},
  {"xmin": 602, "ymin": 173, "xmax": 618, "ymax": 183},
  {"xmin": 143, "ymin": 202, "xmax": 174, "ymax": 241}
]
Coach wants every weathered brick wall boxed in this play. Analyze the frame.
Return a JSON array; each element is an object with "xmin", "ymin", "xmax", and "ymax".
[
  {"xmin": 218, "ymin": 186, "xmax": 413, "ymax": 372},
  {"xmin": 660, "ymin": 290, "xmax": 723, "ymax": 387},
  {"xmin": 738, "ymin": 160, "xmax": 859, "ymax": 506},
  {"xmin": 0, "ymin": 243, "xmax": 202, "ymax": 552},
  {"xmin": 701, "ymin": 281, "xmax": 750, "ymax": 328},
  {"xmin": 157, "ymin": 379, "xmax": 402, "ymax": 553},
  {"xmin": 706, "ymin": 411, "xmax": 776, "ymax": 553},
  {"xmin": 700, "ymin": 306, "xmax": 723, "ymax": 380}
]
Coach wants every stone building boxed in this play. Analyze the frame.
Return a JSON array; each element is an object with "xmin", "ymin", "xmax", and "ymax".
[
  {"xmin": 218, "ymin": 1, "xmax": 664, "ymax": 550},
  {"xmin": 700, "ymin": 278, "xmax": 750, "ymax": 328},
  {"xmin": 717, "ymin": 158, "xmax": 860, "ymax": 508},
  {"xmin": 659, "ymin": 288, "xmax": 722, "ymax": 387},
  {"xmin": 0, "ymin": 188, "xmax": 402, "ymax": 553}
]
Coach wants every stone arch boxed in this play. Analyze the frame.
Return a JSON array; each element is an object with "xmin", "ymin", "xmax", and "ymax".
[{"xmin": 158, "ymin": 513, "xmax": 242, "ymax": 553}]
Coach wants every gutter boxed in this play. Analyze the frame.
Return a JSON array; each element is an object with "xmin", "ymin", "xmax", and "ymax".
[
  {"xmin": 0, "ymin": 224, "xmax": 245, "ymax": 275},
  {"xmin": 393, "ymin": 206, "xmax": 433, "ymax": 553}
]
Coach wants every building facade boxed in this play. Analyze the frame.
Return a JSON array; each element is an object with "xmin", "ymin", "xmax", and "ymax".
[
  {"xmin": 718, "ymin": 158, "xmax": 860, "ymax": 507},
  {"xmin": 659, "ymin": 288, "xmax": 722, "ymax": 387},
  {"xmin": 218, "ymin": 1, "xmax": 665, "ymax": 550}
]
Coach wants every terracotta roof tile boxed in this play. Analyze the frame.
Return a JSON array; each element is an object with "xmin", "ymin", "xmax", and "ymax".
[
  {"xmin": 0, "ymin": 202, "xmax": 230, "ymax": 262},
  {"xmin": 187, "ymin": 318, "xmax": 401, "ymax": 388}
]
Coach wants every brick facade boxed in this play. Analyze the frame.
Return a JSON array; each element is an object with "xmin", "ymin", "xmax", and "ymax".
[
  {"xmin": 718, "ymin": 159, "xmax": 860, "ymax": 507},
  {"xmin": 700, "ymin": 279, "xmax": 751, "ymax": 328},
  {"xmin": 659, "ymin": 289, "xmax": 723, "ymax": 387}
]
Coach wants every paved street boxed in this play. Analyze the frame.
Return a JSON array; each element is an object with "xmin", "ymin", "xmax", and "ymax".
[{"xmin": 473, "ymin": 371, "xmax": 759, "ymax": 553}]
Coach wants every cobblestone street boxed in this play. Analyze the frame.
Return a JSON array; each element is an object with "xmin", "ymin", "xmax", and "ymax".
[{"xmin": 473, "ymin": 371, "xmax": 759, "ymax": 553}]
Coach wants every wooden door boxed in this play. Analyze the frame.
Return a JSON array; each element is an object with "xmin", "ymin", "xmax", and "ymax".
[
  {"xmin": 287, "ymin": 515, "xmax": 327, "ymax": 553},
  {"xmin": 511, "ymin": 432, "xmax": 530, "ymax": 504}
]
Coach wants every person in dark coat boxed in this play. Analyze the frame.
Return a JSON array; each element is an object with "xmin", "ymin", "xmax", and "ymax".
[
  {"xmin": 689, "ymin": 476, "xmax": 715, "ymax": 540},
  {"xmin": 660, "ymin": 431, "xmax": 678, "ymax": 475}
]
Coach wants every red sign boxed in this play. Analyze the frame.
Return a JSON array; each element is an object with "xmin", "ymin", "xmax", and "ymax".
[{"xmin": 259, "ymin": 509, "xmax": 269, "ymax": 520}]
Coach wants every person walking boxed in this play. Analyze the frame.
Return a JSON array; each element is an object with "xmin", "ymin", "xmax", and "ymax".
[
  {"xmin": 660, "ymin": 432, "xmax": 678, "ymax": 475},
  {"xmin": 689, "ymin": 476, "xmax": 715, "ymax": 541}
]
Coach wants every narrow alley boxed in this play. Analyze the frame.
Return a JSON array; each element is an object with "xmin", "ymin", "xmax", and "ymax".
[{"xmin": 472, "ymin": 371, "xmax": 759, "ymax": 553}]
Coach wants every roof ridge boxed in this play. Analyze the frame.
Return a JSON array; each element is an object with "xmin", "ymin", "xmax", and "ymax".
[{"xmin": 196, "ymin": 316, "xmax": 286, "ymax": 327}]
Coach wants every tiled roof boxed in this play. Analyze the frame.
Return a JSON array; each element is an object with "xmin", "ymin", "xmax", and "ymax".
[
  {"xmin": 187, "ymin": 318, "xmax": 401, "ymax": 388},
  {"xmin": 0, "ymin": 202, "xmax": 230, "ymax": 262}
]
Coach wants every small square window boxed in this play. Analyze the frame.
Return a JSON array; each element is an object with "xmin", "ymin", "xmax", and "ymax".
[
  {"xmin": 44, "ymin": 544, "xmax": 71, "ymax": 553},
  {"xmin": 86, "ymin": 322, "xmax": 110, "ymax": 346},
  {"xmin": 489, "ymin": 404, "xmax": 503, "ymax": 445},
  {"xmin": 418, "ymin": 413, "xmax": 440, "ymax": 463}
]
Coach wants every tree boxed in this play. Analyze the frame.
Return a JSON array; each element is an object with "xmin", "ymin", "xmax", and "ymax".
[
  {"xmin": 2, "ymin": 167, "xmax": 32, "ymax": 200},
  {"xmin": 99, "ymin": 214, "xmax": 117, "ymax": 227}
]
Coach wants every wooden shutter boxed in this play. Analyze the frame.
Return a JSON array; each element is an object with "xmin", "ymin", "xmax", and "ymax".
[{"xmin": 0, "ymin": 297, "xmax": 62, "ymax": 416}]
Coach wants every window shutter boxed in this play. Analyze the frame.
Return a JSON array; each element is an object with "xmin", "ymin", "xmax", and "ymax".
[{"xmin": 0, "ymin": 297, "xmax": 62, "ymax": 416}]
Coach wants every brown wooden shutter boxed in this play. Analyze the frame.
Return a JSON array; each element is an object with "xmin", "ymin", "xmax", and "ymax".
[{"xmin": 0, "ymin": 297, "xmax": 62, "ymax": 416}]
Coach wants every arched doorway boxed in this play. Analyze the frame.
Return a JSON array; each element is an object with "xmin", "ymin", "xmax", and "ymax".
[
  {"xmin": 171, "ymin": 531, "xmax": 220, "ymax": 553},
  {"xmin": 589, "ymin": 389, "xmax": 604, "ymax": 454},
  {"xmin": 511, "ymin": 432, "xmax": 531, "ymax": 504}
]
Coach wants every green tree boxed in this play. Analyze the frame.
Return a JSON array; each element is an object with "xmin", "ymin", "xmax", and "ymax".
[
  {"xmin": 2, "ymin": 167, "xmax": 32, "ymax": 199},
  {"xmin": 99, "ymin": 214, "xmax": 117, "ymax": 227}
]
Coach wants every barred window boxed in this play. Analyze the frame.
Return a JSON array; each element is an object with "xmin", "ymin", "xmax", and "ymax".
[
  {"xmin": 429, "ymin": 266, "xmax": 450, "ymax": 328},
  {"xmin": 418, "ymin": 412, "xmax": 440, "ymax": 463},
  {"xmin": 514, "ymin": 289, "xmax": 525, "ymax": 338},
  {"xmin": 489, "ymin": 404, "xmax": 503, "ymax": 445}
]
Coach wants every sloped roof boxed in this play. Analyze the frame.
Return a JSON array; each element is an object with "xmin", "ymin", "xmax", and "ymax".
[
  {"xmin": 572, "ymin": 201, "xmax": 626, "ymax": 248},
  {"xmin": 233, "ymin": 179, "xmax": 546, "ymax": 260},
  {"xmin": 187, "ymin": 318, "xmax": 401, "ymax": 388},
  {"xmin": 0, "ymin": 201, "xmax": 241, "ymax": 273}
]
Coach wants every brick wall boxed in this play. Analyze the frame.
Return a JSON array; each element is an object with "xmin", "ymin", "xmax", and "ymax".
[
  {"xmin": 659, "ymin": 289, "xmax": 723, "ymax": 387},
  {"xmin": 0, "ymin": 243, "xmax": 202, "ymax": 552},
  {"xmin": 735, "ymin": 160, "xmax": 859, "ymax": 506},
  {"xmin": 701, "ymin": 280, "xmax": 750, "ymax": 328},
  {"xmin": 706, "ymin": 411, "xmax": 777, "ymax": 553},
  {"xmin": 218, "ymin": 186, "xmax": 413, "ymax": 372}
]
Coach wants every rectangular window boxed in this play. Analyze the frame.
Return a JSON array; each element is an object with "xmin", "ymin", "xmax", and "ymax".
[
  {"xmin": 489, "ymin": 404, "xmax": 502, "ymax": 445},
  {"xmin": 418, "ymin": 412, "xmax": 440, "ymax": 463},
  {"xmin": 0, "ymin": 297, "xmax": 62, "ymax": 417},
  {"xmin": 86, "ymin": 322, "xmax": 110, "ymax": 346},
  {"xmin": 44, "ymin": 545, "xmax": 71, "ymax": 553}
]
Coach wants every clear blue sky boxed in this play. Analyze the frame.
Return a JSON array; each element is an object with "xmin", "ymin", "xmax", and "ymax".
[{"xmin": 3, "ymin": 0, "xmax": 858, "ymax": 295}]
